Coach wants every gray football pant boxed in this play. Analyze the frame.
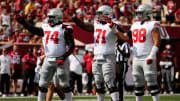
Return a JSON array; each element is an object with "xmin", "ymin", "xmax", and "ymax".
[
  {"xmin": 39, "ymin": 57, "xmax": 70, "ymax": 88},
  {"xmin": 161, "ymin": 69, "xmax": 173, "ymax": 91},
  {"xmin": 92, "ymin": 54, "xmax": 116, "ymax": 89},
  {"xmin": 132, "ymin": 59, "xmax": 158, "ymax": 87}
]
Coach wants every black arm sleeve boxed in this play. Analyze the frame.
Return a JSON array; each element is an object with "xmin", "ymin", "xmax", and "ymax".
[
  {"xmin": 72, "ymin": 15, "xmax": 94, "ymax": 32},
  {"xmin": 117, "ymin": 25, "xmax": 125, "ymax": 33},
  {"xmin": 72, "ymin": 16, "xmax": 85, "ymax": 28},
  {"xmin": 59, "ymin": 28, "xmax": 75, "ymax": 60},
  {"xmin": 16, "ymin": 17, "xmax": 44, "ymax": 36},
  {"xmin": 127, "ymin": 30, "xmax": 132, "ymax": 39}
]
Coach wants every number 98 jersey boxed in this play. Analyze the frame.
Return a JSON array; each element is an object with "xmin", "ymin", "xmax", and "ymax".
[
  {"xmin": 42, "ymin": 24, "xmax": 67, "ymax": 57},
  {"xmin": 130, "ymin": 21, "xmax": 161, "ymax": 59},
  {"xmin": 93, "ymin": 21, "xmax": 118, "ymax": 55}
]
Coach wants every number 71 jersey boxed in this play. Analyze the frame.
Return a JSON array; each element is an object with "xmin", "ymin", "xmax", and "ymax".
[
  {"xmin": 130, "ymin": 21, "xmax": 161, "ymax": 58},
  {"xmin": 93, "ymin": 21, "xmax": 118, "ymax": 55},
  {"xmin": 42, "ymin": 24, "xmax": 67, "ymax": 57}
]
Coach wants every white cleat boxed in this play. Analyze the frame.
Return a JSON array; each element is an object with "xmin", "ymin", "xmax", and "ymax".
[
  {"xmin": 21, "ymin": 94, "xmax": 24, "ymax": 97},
  {"xmin": 170, "ymin": 91, "xmax": 174, "ymax": 94}
]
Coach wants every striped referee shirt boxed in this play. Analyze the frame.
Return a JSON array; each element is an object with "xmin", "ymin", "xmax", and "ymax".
[{"xmin": 115, "ymin": 42, "xmax": 131, "ymax": 62}]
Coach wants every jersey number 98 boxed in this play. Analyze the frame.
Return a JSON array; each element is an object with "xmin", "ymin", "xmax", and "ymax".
[{"xmin": 132, "ymin": 28, "xmax": 146, "ymax": 43}]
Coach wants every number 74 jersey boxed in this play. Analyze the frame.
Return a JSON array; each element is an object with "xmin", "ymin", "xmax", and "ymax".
[
  {"xmin": 130, "ymin": 21, "xmax": 161, "ymax": 58},
  {"xmin": 42, "ymin": 24, "xmax": 67, "ymax": 57}
]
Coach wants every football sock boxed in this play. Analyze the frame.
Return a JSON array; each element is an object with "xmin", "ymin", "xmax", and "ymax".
[
  {"xmin": 136, "ymin": 96, "xmax": 143, "ymax": 101},
  {"xmin": 152, "ymin": 94, "xmax": 159, "ymax": 101},
  {"xmin": 110, "ymin": 92, "xmax": 119, "ymax": 101},
  {"xmin": 97, "ymin": 93, "xmax": 105, "ymax": 101},
  {"xmin": 63, "ymin": 92, "xmax": 72, "ymax": 101},
  {"xmin": 38, "ymin": 91, "xmax": 46, "ymax": 101}
]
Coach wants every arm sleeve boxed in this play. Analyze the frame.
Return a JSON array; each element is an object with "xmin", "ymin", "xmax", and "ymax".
[
  {"xmin": 72, "ymin": 15, "xmax": 94, "ymax": 32},
  {"xmin": 126, "ymin": 30, "xmax": 132, "ymax": 39},
  {"xmin": 16, "ymin": 17, "xmax": 44, "ymax": 36},
  {"xmin": 59, "ymin": 25, "xmax": 75, "ymax": 60}
]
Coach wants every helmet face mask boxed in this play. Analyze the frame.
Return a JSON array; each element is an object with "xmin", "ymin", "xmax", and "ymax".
[
  {"xmin": 95, "ymin": 5, "xmax": 113, "ymax": 23},
  {"xmin": 47, "ymin": 8, "xmax": 63, "ymax": 26},
  {"xmin": 135, "ymin": 4, "xmax": 152, "ymax": 21}
]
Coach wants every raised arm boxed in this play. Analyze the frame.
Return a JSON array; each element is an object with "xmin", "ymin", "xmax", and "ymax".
[
  {"xmin": 72, "ymin": 15, "xmax": 94, "ymax": 32},
  {"xmin": 14, "ymin": 15, "xmax": 44, "ymax": 36},
  {"xmin": 114, "ymin": 25, "xmax": 131, "ymax": 41}
]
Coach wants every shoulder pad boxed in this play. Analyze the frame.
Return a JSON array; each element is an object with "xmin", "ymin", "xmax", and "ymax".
[
  {"xmin": 153, "ymin": 21, "xmax": 161, "ymax": 27},
  {"xmin": 113, "ymin": 20, "xmax": 122, "ymax": 26},
  {"xmin": 62, "ymin": 23, "xmax": 73, "ymax": 30}
]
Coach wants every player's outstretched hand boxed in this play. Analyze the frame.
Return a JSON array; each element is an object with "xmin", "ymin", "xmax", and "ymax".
[
  {"xmin": 109, "ymin": 21, "xmax": 116, "ymax": 28},
  {"xmin": 146, "ymin": 59, "xmax": 153, "ymax": 64},
  {"xmin": 56, "ymin": 60, "xmax": 64, "ymax": 65}
]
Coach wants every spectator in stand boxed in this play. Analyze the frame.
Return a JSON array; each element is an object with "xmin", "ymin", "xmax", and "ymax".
[
  {"xmin": 25, "ymin": 14, "xmax": 35, "ymax": 26},
  {"xmin": 12, "ymin": 29, "xmax": 20, "ymax": 42},
  {"xmin": 0, "ymin": 9, "xmax": 11, "ymax": 34},
  {"xmin": 83, "ymin": 48, "xmax": 94, "ymax": 95},
  {"xmin": 8, "ymin": 44, "xmax": 23, "ymax": 97},
  {"xmin": 69, "ymin": 47, "xmax": 85, "ymax": 96},
  {"xmin": 0, "ymin": 48, "xmax": 12, "ymax": 97},
  {"xmin": 160, "ymin": 44, "xmax": 176, "ymax": 94},
  {"xmin": 42, "ymin": 1, "xmax": 52, "ymax": 12},
  {"xmin": 21, "ymin": 48, "xmax": 37, "ymax": 96},
  {"xmin": 9, "ymin": 1, "xmax": 16, "ymax": 12},
  {"xmin": 24, "ymin": 0, "xmax": 36, "ymax": 15},
  {"xmin": 15, "ymin": 0, "xmax": 24, "ymax": 12},
  {"xmin": 16, "ymin": 33, "xmax": 26, "ymax": 43},
  {"xmin": 152, "ymin": 0, "xmax": 164, "ymax": 21},
  {"xmin": 132, "ymin": 0, "xmax": 141, "ymax": 13},
  {"xmin": 175, "ymin": 8, "xmax": 180, "ymax": 22},
  {"xmin": 84, "ymin": 12, "xmax": 94, "ymax": 23},
  {"xmin": 22, "ymin": 29, "xmax": 30, "ymax": 42},
  {"xmin": 0, "ymin": 1, "xmax": 11, "ymax": 13},
  {"xmin": 0, "ymin": 23, "xmax": 10, "ymax": 41},
  {"xmin": 166, "ymin": 0, "xmax": 176, "ymax": 25},
  {"xmin": 113, "ymin": 1, "xmax": 121, "ymax": 20},
  {"xmin": 119, "ymin": 0, "xmax": 133, "ymax": 22}
]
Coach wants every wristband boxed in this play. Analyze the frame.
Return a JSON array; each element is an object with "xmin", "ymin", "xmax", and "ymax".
[{"xmin": 149, "ymin": 46, "xmax": 159, "ymax": 58}]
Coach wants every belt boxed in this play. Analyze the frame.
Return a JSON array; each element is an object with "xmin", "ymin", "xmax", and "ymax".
[{"xmin": 46, "ymin": 56, "xmax": 62, "ymax": 62}]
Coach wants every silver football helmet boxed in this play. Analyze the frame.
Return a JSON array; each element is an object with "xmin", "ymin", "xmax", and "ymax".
[
  {"xmin": 135, "ymin": 4, "xmax": 152, "ymax": 21},
  {"xmin": 96, "ymin": 5, "xmax": 113, "ymax": 23},
  {"xmin": 47, "ymin": 8, "xmax": 63, "ymax": 26}
]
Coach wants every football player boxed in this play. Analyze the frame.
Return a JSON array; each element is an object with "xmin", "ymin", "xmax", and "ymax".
[
  {"xmin": 130, "ymin": 4, "xmax": 161, "ymax": 101},
  {"xmin": 71, "ymin": 5, "xmax": 129, "ymax": 101},
  {"xmin": 15, "ymin": 8, "xmax": 75, "ymax": 101}
]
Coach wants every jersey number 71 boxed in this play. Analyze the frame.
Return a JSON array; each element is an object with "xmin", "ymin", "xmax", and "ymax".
[{"xmin": 95, "ymin": 29, "xmax": 106, "ymax": 44}]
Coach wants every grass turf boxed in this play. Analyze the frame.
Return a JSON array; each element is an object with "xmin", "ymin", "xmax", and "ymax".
[{"xmin": 0, "ymin": 94, "xmax": 180, "ymax": 101}]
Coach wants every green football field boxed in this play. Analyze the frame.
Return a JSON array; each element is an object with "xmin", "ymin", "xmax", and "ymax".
[{"xmin": 0, "ymin": 94, "xmax": 180, "ymax": 101}]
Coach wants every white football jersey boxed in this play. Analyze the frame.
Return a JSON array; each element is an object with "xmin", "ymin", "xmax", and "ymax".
[
  {"xmin": 42, "ymin": 24, "xmax": 68, "ymax": 57},
  {"xmin": 130, "ymin": 21, "xmax": 161, "ymax": 59},
  {"xmin": 93, "ymin": 21, "xmax": 118, "ymax": 55}
]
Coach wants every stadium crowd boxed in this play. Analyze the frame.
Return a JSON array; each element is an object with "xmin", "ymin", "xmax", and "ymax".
[
  {"xmin": 0, "ymin": 0, "xmax": 179, "ymax": 99},
  {"xmin": 0, "ymin": 0, "xmax": 179, "ymax": 42}
]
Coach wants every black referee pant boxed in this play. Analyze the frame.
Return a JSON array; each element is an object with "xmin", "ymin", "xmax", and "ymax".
[
  {"xmin": 1, "ymin": 73, "xmax": 10, "ymax": 95},
  {"xmin": 70, "ymin": 71, "xmax": 82, "ymax": 94},
  {"xmin": 21, "ymin": 69, "xmax": 35, "ymax": 95},
  {"xmin": 115, "ymin": 62, "xmax": 128, "ymax": 101}
]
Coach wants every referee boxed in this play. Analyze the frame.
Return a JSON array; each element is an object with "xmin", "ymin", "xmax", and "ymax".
[{"xmin": 115, "ymin": 39, "xmax": 131, "ymax": 101}]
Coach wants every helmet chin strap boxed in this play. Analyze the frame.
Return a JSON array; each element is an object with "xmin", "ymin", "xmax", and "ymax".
[
  {"xmin": 48, "ymin": 21, "xmax": 62, "ymax": 27},
  {"xmin": 141, "ymin": 17, "xmax": 150, "ymax": 25}
]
